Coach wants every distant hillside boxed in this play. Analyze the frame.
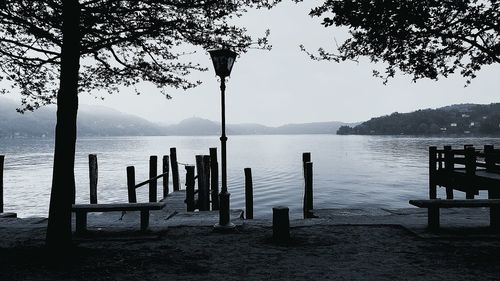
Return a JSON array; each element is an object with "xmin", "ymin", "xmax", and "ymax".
[
  {"xmin": 0, "ymin": 98, "xmax": 354, "ymax": 137},
  {"xmin": 163, "ymin": 117, "xmax": 355, "ymax": 136},
  {"xmin": 0, "ymin": 98, "xmax": 163, "ymax": 137},
  {"xmin": 337, "ymin": 103, "xmax": 500, "ymax": 136}
]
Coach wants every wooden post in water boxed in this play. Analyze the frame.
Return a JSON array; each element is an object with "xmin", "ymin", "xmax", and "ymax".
[
  {"xmin": 149, "ymin": 156, "xmax": 158, "ymax": 202},
  {"xmin": 273, "ymin": 206, "xmax": 290, "ymax": 242},
  {"xmin": 429, "ymin": 147, "xmax": 437, "ymax": 199},
  {"xmin": 0, "ymin": 155, "xmax": 4, "ymax": 213},
  {"xmin": 196, "ymin": 155, "xmax": 207, "ymax": 211},
  {"xmin": 244, "ymin": 168, "xmax": 253, "ymax": 219},
  {"xmin": 162, "ymin": 155, "xmax": 170, "ymax": 198},
  {"xmin": 209, "ymin": 148, "xmax": 219, "ymax": 210},
  {"xmin": 196, "ymin": 155, "xmax": 210, "ymax": 211},
  {"xmin": 185, "ymin": 165, "xmax": 196, "ymax": 211},
  {"xmin": 202, "ymin": 155, "xmax": 211, "ymax": 210},
  {"xmin": 302, "ymin": 152, "xmax": 311, "ymax": 179},
  {"xmin": 170, "ymin": 147, "xmax": 180, "ymax": 191},
  {"xmin": 303, "ymin": 162, "xmax": 313, "ymax": 219},
  {"xmin": 127, "ymin": 166, "xmax": 137, "ymax": 203},
  {"xmin": 465, "ymin": 146, "xmax": 476, "ymax": 199},
  {"xmin": 443, "ymin": 145, "xmax": 454, "ymax": 199},
  {"xmin": 89, "ymin": 154, "xmax": 98, "ymax": 204}
]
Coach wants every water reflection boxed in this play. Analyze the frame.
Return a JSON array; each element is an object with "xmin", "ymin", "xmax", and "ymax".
[{"xmin": 2, "ymin": 135, "xmax": 500, "ymax": 218}]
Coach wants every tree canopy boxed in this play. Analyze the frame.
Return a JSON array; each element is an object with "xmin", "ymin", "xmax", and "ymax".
[
  {"xmin": 0, "ymin": 0, "xmax": 279, "ymax": 249},
  {"xmin": 0, "ymin": 0, "xmax": 277, "ymax": 111},
  {"xmin": 304, "ymin": 0, "xmax": 500, "ymax": 84}
]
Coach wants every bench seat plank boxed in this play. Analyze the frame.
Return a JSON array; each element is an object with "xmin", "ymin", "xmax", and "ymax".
[
  {"xmin": 71, "ymin": 202, "xmax": 166, "ymax": 212},
  {"xmin": 71, "ymin": 202, "xmax": 166, "ymax": 234},
  {"xmin": 410, "ymin": 199, "xmax": 500, "ymax": 208}
]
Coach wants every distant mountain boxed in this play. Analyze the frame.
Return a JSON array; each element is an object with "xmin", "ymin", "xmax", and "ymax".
[
  {"xmin": 0, "ymin": 98, "xmax": 163, "ymax": 137},
  {"xmin": 0, "ymin": 97, "xmax": 355, "ymax": 137},
  {"xmin": 162, "ymin": 117, "xmax": 356, "ymax": 136},
  {"xmin": 337, "ymin": 103, "xmax": 500, "ymax": 136}
]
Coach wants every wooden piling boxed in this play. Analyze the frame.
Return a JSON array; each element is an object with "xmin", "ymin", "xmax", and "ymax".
[
  {"xmin": 127, "ymin": 166, "xmax": 137, "ymax": 203},
  {"xmin": 149, "ymin": 156, "xmax": 158, "ymax": 202},
  {"xmin": 273, "ymin": 206, "xmax": 290, "ymax": 242},
  {"xmin": 185, "ymin": 165, "xmax": 196, "ymax": 211},
  {"xmin": 443, "ymin": 145, "xmax": 454, "ymax": 199},
  {"xmin": 203, "ymin": 155, "xmax": 211, "ymax": 210},
  {"xmin": 244, "ymin": 168, "xmax": 253, "ymax": 219},
  {"xmin": 429, "ymin": 146, "xmax": 437, "ymax": 199},
  {"xmin": 196, "ymin": 155, "xmax": 206, "ymax": 211},
  {"xmin": 89, "ymin": 154, "xmax": 98, "ymax": 204},
  {"xmin": 209, "ymin": 147, "xmax": 219, "ymax": 210},
  {"xmin": 170, "ymin": 147, "xmax": 180, "ymax": 191},
  {"xmin": 302, "ymin": 152, "xmax": 311, "ymax": 180},
  {"xmin": 162, "ymin": 155, "xmax": 170, "ymax": 198},
  {"xmin": 465, "ymin": 146, "xmax": 476, "ymax": 199},
  {"xmin": 0, "ymin": 155, "xmax": 3, "ymax": 213},
  {"xmin": 303, "ymin": 162, "xmax": 313, "ymax": 219}
]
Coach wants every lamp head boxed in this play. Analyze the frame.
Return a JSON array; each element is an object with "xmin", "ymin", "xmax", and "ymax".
[{"xmin": 209, "ymin": 48, "xmax": 238, "ymax": 78}]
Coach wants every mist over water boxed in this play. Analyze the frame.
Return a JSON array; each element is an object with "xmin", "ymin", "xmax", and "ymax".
[{"xmin": 2, "ymin": 135, "xmax": 500, "ymax": 219}]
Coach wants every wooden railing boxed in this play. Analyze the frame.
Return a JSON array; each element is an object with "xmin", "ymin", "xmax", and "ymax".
[{"xmin": 429, "ymin": 144, "xmax": 500, "ymax": 200}]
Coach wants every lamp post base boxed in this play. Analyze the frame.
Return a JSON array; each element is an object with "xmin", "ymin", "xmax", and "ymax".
[
  {"xmin": 213, "ymin": 222, "xmax": 236, "ymax": 232},
  {"xmin": 213, "ymin": 191, "xmax": 236, "ymax": 232}
]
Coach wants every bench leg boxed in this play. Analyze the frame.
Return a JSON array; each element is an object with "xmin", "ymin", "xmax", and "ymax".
[
  {"xmin": 140, "ymin": 210, "xmax": 149, "ymax": 232},
  {"xmin": 428, "ymin": 207, "xmax": 440, "ymax": 230},
  {"xmin": 489, "ymin": 190, "xmax": 500, "ymax": 230},
  {"xmin": 445, "ymin": 188, "xmax": 454, "ymax": 199},
  {"xmin": 465, "ymin": 191, "xmax": 475, "ymax": 199},
  {"xmin": 76, "ymin": 211, "xmax": 87, "ymax": 234}
]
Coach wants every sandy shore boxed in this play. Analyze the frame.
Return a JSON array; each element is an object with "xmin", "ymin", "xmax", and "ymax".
[{"xmin": 1, "ymin": 209, "xmax": 500, "ymax": 281}]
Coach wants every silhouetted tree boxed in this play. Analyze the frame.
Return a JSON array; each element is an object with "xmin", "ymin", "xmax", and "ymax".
[
  {"xmin": 0, "ymin": 0, "xmax": 276, "ymax": 250},
  {"xmin": 303, "ymin": 0, "xmax": 500, "ymax": 84}
]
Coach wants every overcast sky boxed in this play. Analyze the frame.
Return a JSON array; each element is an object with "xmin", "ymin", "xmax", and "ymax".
[{"xmin": 3, "ymin": 2, "xmax": 500, "ymax": 126}]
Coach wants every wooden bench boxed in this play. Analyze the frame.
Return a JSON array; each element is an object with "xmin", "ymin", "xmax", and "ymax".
[
  {"xmin": 409, "ymin": 199, "xmax": 500, "ymax": 229},
  {"xmin": 71, "ymin": 202, "xmax": 166, "ymax": 233}
]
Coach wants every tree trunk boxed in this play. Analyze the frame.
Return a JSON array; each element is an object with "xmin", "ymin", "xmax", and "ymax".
[{"xmin": 46, "ymin": 0, "xmax": 81, "ymax": 250}]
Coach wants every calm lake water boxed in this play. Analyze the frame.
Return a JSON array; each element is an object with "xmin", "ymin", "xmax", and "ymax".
[{"xmin": 2, "ymin": 135, "xmax": 500, "ymax": 218}]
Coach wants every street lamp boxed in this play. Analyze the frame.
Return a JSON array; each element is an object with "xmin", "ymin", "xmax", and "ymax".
[{"xmin": 209, "ymin": 48, "xmax": 237, "ymax": 231}]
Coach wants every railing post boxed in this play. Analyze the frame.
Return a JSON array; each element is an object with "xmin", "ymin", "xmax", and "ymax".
[
  {"xmin": 429, "ymin": 146, "xmax": 437, "ymax": 199},
  {"xmin": 484, "ymin": 145, "xmax": 495, "ymax": 171},
  {"xmin": 244, "ymin": 168, "xmax": 253, "ymax": 219},
  {"xmin": 0, "ymin": 155, "xmax": 4, "ymax": 213},
  {"xmin": 484, "ymin": 145, "xmax": 500, "ymax": 228},
  {"xmin": 303, "ymin": 162, "xmax": 313, "ymax": 219},
  {"xmin": 162, "ymin": 155, "xmax": 170, "ymax": 198},
  {"xmin": 127, "ymin": 166, "xmax": 137, "ymax": 203},
  {"xmin": 209, "ymin": 147, "xmax": 219, "ymax": 210},
  {"xmin": 465, "ymin": 146, "xmax": 476, "ymax": 199},
  {"xmin": 443, "ymin": 145, "xmax": 454, "ymax": 199},
  {"xmin": 170, "ymin": 147, "xmax": 180, "ymax": 191},
  {"xmin": 89, "ymin": 154, "xmax": 98, "ymax": 204},
  {"xmin": 149, "ymin": 156, "xmax": 158, "ymax": 202},
  {"xmin": 185, "ymin": 165, "xmax": 196, "ymax": 212}
]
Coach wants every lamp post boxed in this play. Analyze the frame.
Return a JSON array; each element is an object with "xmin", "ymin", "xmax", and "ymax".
[{"xmin": 209, "ymin": 48, "xmax": 237, "ymax": 231}]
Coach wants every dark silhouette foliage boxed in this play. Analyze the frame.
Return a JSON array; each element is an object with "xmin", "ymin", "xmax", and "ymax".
[{"xmin": 303, "ymin": 0, "xmax": 500, "ymax": 84}]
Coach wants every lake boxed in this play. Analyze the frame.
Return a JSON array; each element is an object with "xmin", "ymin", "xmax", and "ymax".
[{"xmin": 2, "ymin": 135, "xmax": 500, "ymax": 219}]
